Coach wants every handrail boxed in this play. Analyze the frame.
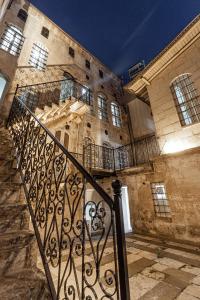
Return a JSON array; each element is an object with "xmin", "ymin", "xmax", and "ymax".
[
  {"xmin": 7, "ymin": 95, "xmax": 130, "ymax": 300},
  {"xmin": 15, "ymin": 97, "xmax": 114, "ymax": 208}
]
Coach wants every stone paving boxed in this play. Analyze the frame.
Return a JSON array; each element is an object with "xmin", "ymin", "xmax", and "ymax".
[{"xmin": 38, "ymin": 232, "xmax": 200, "ymax": 299}]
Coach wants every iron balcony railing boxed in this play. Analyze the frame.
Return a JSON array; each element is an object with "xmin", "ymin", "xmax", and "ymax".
[
  {"xmin": 7, "ymin": 95, "xmax": 130, "ymax": 300},
  {"xmin": 16, "ymin": 78, "xmax": 93, "ymax": 113},
  {"xmin": 84, "ymin": 135, "xmax": 160, "ymax": 173}
]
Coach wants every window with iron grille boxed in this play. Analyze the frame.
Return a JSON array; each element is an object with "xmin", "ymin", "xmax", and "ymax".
[
  {"xmin": 98, "ymin": 95, "xmax": 108, "ymax": 121},
  {"xmin": 170, "ymin": 74, "xmax": 200, "ymax": 126},
  {"xmin": 29, "ymin": 42, "xmax": 48, "ymax": 71},
  {"xmin": 41, "ymin": 27, "xmax": 49, "ymax": 39},
  {"xmin": 17, "ymin": 9, "xmax": 28, "ymax": 22},
  {"xmin": 85, "ymin": 59, "xmax": 90, "ymax": 69},
  {"xmin": 151, "ymin": 183, "xmax": 171, "ymax": 218},
  {"xmin": 99, "ymin": 70, "xmax": 103, "ymax": 78},
  {"xmin": 111, "ymin": 102, "xmax": 121, "ymax": 127},
  {"xmin": 0, "ymin": 24, "xmax": 24, "ymax": 56},
  {"xmin": 69, "ymin": 46, "xmax": 75, "ymax": 58}
]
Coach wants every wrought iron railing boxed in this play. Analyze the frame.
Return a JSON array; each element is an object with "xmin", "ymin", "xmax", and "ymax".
[
  {"xmin": 84, "ymin": 135, "xmax": 160, "ymax": 172},
  {"xmin": 83, "ymin": 144, "xmax": 115, "ymax": 172},
  {"xmin": 16, "ymin": 78, "xmax": 93, "ymax": 113},
  {"xmin": 7, "ymin": 96, "xmax": 130, "ymax": 300}
]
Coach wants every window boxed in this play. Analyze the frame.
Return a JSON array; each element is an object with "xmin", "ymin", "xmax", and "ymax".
[
  {"xmin": 111, "ymin": 102, "xmax": 121, "ymax": 127},
  {"xmin": 99, "ymin": 70, "xmax": 103, "ymax": 78},
  {"xmin": 151, "ymin": 183, "xmax": 171, "ymax": 218},
  {"xmin": 0, "ymin": 25, "xmax": 24, "ymax": 56},
  {"xmin": 85, "ymin": 59, "xmax": 90, "ymax": 69},
  {"xmin": 69, "ymin": 46, "xmax": 75, "ymax": 58},
  {"xmin": 17, "ymin": 9, "xmax": 28, "ymax": 22},
  {"xmin": 29, "ymin": 42, "xmax": 48, "ymax": 71},
  {"xmin": 171, "ymin": 74, "xmax": 200, "ymax": 126},
  {"xmin": 98, "ymin": 94, "xmax": 108, "ymax": 121},
  {"xmin": 41, "ymin": 27, "xmax": 49, "ymax": 39}
]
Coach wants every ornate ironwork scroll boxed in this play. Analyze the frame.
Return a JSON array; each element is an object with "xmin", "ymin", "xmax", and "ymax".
[{"xmin": 8, "ymin": 96, "xmax": 130, "ymax": 300}]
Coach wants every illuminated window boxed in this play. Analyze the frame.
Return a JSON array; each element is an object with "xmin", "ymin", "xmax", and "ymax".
[
  {"xmin": 151, "ymin": 183, "xmax": 171, "ymax": 218},
  {"xmin": 0, "ymin": 25, "xmax": 24, "ymax": 56},
  {"xmin": 29, "ymin": 42, "xmax": 48, "ymax": 71},
  {"xmin": 98, "ymin": 94, "xmax": 108, "ymax": 121},
  {"xmin": 111, "ymin": 102, "xmax": 121, "ymax": 127},
  {"xmin": 171, "ymin": 74, "xmax": 200, "ymax": 126}
]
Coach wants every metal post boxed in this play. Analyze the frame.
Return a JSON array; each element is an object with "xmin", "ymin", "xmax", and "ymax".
[{"xmin": 112, "ymin": 180, "xmax": 130, "ymax": 300}]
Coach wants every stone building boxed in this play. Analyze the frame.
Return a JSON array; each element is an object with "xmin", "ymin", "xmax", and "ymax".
[
  {"xmin": 122, "ymin": 14, "xmax": 200, "ymax": 244},
  {"xmin": 1, "ymin": 0, "xmax": 200, "ymax": 298}
]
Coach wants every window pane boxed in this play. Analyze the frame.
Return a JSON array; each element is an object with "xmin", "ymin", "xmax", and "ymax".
[
  {"xmin": 171, "ymin": 74, "xmax": 200, "ymax": 126},
  {"xmin": 0, "ymin": 25, "xmax": 24, "ymax": 56},
  {"xmin": 29, "ymin": 43, "xmax": 48, "ymax": 71}
]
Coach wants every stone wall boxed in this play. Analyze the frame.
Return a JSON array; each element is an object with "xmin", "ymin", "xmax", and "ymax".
[
  {"xmin": 147, "ymin": 36, "xmax": 200, "ymax": 153},
  {"xmin": 107, "ymin": 148, "xmax": 200, "ymax": 245}
]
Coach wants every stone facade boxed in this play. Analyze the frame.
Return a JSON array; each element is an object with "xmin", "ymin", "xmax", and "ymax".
[
  {"xmin": 124, "ymin": 15, "xmax": 200, "ymax": 244},
  {"xmin": 0, "ymin": 0, "xmax": 130, "ymax": 152}
]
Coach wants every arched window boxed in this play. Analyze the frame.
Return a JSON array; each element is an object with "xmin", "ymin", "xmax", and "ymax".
[
  {"xmin": 0, "ymin": 73, "xmax": 8, "ymax": 101},
  {"xmin": 97, "ymin": 94, "xmax": 108, "ymax": 121},
  {"xmin": 111, "ymin": 102, "xmax": 121, "ymax": 127},
  {"xmin": 29, "ymin": 42, "xmax": 48, "ymax": 71},
  {"xmin": 170, "ymin": 74, "xmax": 200, "ymax": 126},
  {"xmin": 0, "ymin": 24, "xmax": 24, "ymax": 56}
]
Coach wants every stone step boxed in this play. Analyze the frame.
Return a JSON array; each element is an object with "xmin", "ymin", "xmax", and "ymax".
[
  {"xmin": 0, "ymin": 160, "xmax": 17, "ymax": 176},
  {"xmin": 0, "ymin": 181, "xmax": 25, "ymax": 205},
  {"xmin": 0, "ymin": 268, "xmax": 51, "ymax": 300},
  {"xmin": 0, "ymin": 203, "xmax": 29, "ymax": 233},
  {"xmin": 0, "ymin": 230, "xmax": 37, "ymax": 276}
]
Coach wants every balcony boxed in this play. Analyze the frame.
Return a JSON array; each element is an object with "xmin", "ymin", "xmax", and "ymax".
[
  {"xmin": 17, "ymin": 78, "xmax": 93, "ymax": 109},
  {"xmin": 83, "ymin": 134, "xmax": 160, "ymax": 178}
]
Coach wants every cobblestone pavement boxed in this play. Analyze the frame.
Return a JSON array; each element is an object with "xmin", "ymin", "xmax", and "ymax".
[{"xmin": 38, "ymin": 232, "xmax": 200, "ymax": 299}]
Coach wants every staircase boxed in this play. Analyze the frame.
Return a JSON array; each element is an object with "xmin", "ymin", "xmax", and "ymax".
[
  {"xmin": 35, "ymin": 97, "xmax": 90, "ymax": 126},
  {"xmin": 0, "ymin": 125, "xmax": 51, "ymax": 299}
]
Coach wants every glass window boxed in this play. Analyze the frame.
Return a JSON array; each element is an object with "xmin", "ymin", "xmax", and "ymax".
[
  {"xmin": 17, "ymin": 9, "xmax": 28, "ymax": 22},
  {"xmin": 170, "ymin": 74, "xmax": 200, "ymax": 126},
  {"xmin": 111, "ymin": 102, "xmax": 121, "ymax": 127},
  {"xmin": 98, "ymin": 94, "xmax": 108, "ymax": 121},
  {"xmin": 29, "ymin": 42, "xmax": 48, "ymax": 71},
  {"xmin": 0, "ymin": 24, "xmax": 24, "ymax": 56},
  {"xmin": 41, "ymin": 27, "xmax": 49, "ymax": 39},
  {"xmin": 151, "ymin": 183, "xmax": 171, "ymax": 218}
]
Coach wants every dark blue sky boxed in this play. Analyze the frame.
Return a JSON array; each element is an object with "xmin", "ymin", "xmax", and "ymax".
[{"xmin": 31, "ymin": 0, "xmax": 200, "ymax": 75}]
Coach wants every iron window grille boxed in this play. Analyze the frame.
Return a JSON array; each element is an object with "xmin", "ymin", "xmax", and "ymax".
[
  {"xmin": 0, "ymin": 24, "xmax": 24, "ymax": 56},
  {"xmin": 98, "ymin": 95, "xmax": 108, "ymax": 121},
  {"xmin": 151, "ymin": 183, "xmax": 171, "ymax": 218},
  {"xmin": 99, "ymin": 70, "xmax": 104, "ymax": 78},
  {"xmin": 171, "ymin": 74, "xmax": 200, "ymax": 126},
  {"xmin": 41, "ymin": 27, "xmax": 49, "ymax": 39},
  {"xmin": 85, "ymin": 59, "xmax": 90, "ymax": 69},
  {"xmin": 111, "ymin": 102, "xmax": 121, "ymax": 127},
  {"xmin": 29, "ymin": 42, "xmax": 48, "ymax": 71},
  {"xmin": 69, "ymin": 46, "xmax": 75, "ymax": 58},
  {"xmin": 17, "ymin": 9, "xmax": 28, "ymax": 22}
]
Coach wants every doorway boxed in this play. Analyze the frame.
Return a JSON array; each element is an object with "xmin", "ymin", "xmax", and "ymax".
[
  {"xmin": 121, "ymin": 186, "xmax": 132, "ymax": 233},
  {"xmin": 0, "ymin": 73, "xmax": 7, "ymax": 102}
]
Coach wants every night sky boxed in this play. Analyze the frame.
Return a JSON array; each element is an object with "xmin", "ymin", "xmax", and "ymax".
[{"xmin": 31, "ymin": 0, "xmax": 200, "ymax": 76}]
